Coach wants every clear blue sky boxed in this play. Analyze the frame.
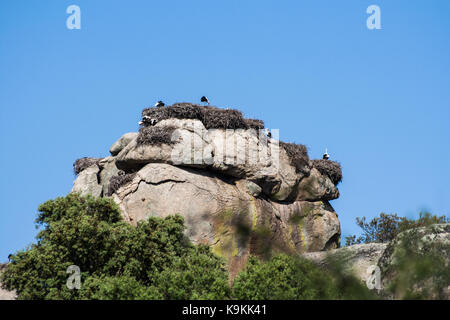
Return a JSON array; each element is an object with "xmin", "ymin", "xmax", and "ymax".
[{"xmin": 1, "ymin": 0, "xmax": 449, "ymax": 260}]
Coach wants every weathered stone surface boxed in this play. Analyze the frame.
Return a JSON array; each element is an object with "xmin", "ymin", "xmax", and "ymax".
[
  {"xmin": 246, "ymin": 181, "xmax": 262, "ymax": 197},
  {"xmin": 301, "ymin": 224, "xmax": 450, "ymax": 299},
  {"xmin": 72, "ymin": 109, "xmax": 344, "ymax": 275},
  {"xmin": 98, "ymin": 157, "xmax": 120, "ymax": 196},
  {"xmin": 109, "ymin": 132, "xmax": 138, "ymax": 156},
  {"xmin": 111, "ymin": 163, "xmax": 341, "ymax": 276},
  {"xmin": 302, "ymin": 243, "xmax": 388, "ymax": 284},
  {"xmin": 296, "ymin": 168, "xmax": 339, "ymax": 201},
  {"xmin": 71, "ymin": 165, "xmax": 102, "ymax": 197},
  {"xmin": 377, "ymin": 223, "xmax": 450, "ymax": 299},
  {"xmin": 115, "ymin": 119, "xmax": 306, "ymax": 201}
]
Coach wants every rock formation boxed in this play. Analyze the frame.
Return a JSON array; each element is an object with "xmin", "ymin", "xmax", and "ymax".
[
  {"xmin": 302, "ymin": 223, "xmax": 450, "ymax": 298},
  {"xmin": 72, "ymin": 103, "xmax": 343, "ymax": 275}
]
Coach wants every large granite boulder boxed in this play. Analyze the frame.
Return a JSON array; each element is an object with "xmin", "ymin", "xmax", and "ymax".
[
  {"xmin": 302, "ymin": 243, "xmax": 388, "ymax": 285},
  {"xmin": 296, "ymin": 167, "xmax": 339, "ymax": 201},
  {"xmin": 71, "ymin": 103, "xmax": 343, "ymax": 275},
  {"xmin": 109, "ymin": 132, "xmax": 138, "ymax": 156},
  {"xmin": 72, "ymin": 165, "xmax": 103, "ymax": 197},
  {"xmin": 111, "ymin": 162, "xmax": 340, "ymax": 277}
]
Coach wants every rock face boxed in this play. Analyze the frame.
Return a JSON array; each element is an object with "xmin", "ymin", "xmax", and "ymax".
[
  {"xmin": 377, "ymin": 223, "xmax": 450, "ymax": 299},
  {"xmin": 302, "ymin": 243, "xmax": 388, "ymax": 285},
  {"xmin": 109, "ymin": 132, "xmax": 138, "ymax": 156},
  {"xmin": 72, "ymin": 104, "xmax": 343, "ymax": 275},
  {"xmin": 302, "ymin": 224, "xmax": 450, "ymax": 298}
]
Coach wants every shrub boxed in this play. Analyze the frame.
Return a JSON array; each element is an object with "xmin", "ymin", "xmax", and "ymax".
[
  {"xmin": 107, "ymin": 173, "xmax": 137, "ymax": 196},
  {"xmin": 153, "ymin": 245, "xmax": 231, "ymax": 300},
  {"xmin": 232, "ymin": 254, "xmax": 339, "ymax": 300},
  {"xmin": 136, "ymin": 126, "xmax": 177, "ymax": 146},
  {"xmin": 0, "ymin": 194, "xmax": 230, "ymax": 300},
  {"xmin": 279, "ymin": 142, "xmax": 310, "ymax": 174},
  {"xmin": 141, "ymin": 103, "xmax": 264, "ymax": 130},
  {"xmin": 311, "ymin": 159, "xmax": 342, "ymax": 185},
  {"xmin": 80, "ymin": 276, "xmax": 162, "ymax": 300},
  {"xmin": 73, "ymin": 157, "xmax": 103, "ymax": 175},
  {"xmin": 323, "ymin": 252, "xmax": 379, "ymax": 300}
]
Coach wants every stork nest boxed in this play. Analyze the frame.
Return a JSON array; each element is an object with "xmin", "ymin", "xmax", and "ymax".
[
  {"xmin": 279, "ymin": 142, "xmax": 310, "ymax": 174},
  {"xmin": 141, "ymin": 103, "xmax": 265, "ymax": 130},
  {"xmin": 244, "ymin": 119, "xmax": 265, "ymax": 130},
  {"xmin": 73, "ymin": 157, "xmax": 103, "ymax": 175},
  {"xmin": 107, "ymin": 173, "xmax": 137, "ymax": 196},
  {"xmin": 311, "ymin": 159, "xmax": 342, "ymax": 185},
  {"xmin": 136, "ymin": 126, "xmax": 178, "ymax": 146}
]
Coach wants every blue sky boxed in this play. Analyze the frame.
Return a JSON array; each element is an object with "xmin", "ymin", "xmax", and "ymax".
[{"xmin": 1, "ymin": 0, "xmax": 449, "ymax": 260}]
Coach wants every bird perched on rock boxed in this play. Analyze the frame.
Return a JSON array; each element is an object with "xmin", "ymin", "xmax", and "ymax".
[
  {"xmin": 201, "ymin": 96, "xmax": 210, "ymax": 105},
  {"xmin": 266, "ymin": 128, "xmax": 272, "ymax": 138},
  {"xmin": 154, "ymin": 101, "xmax": 165, "ymax": 108},
  {"xmin": 323, "ymin": 148, "xmax": 330, "ymax": 160},
  {"xmin": 139, "ymin": 116, "xmax": 157, "ymax": 126}
]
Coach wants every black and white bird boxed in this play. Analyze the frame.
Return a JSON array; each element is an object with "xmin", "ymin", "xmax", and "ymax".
[
  {"xmin": 266, "ymin": 128, "xmax": 272, "ymax": 138},
  {"xmin": 200, "ymin": 96, "xmax": 210, "ymax": 105},
  {"xmin": 323, "ymin": 148, "xmax": 330, "ymax": 160},
  {"xmin": 154, "ymin": 101, "xmax": 165, "ymax": 108},
  {"xmin": 8, "ymin": 254, "xmax": 12, "ymax": 262},
  {"xmin": 139, "ymin": 116, "xmax": 157, "ymax": 126}
]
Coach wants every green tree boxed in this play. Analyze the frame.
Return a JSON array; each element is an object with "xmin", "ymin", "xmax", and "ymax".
[
  {"xmin": 1, "ymin": 193, "xmax": 230, "ymax": 300},
  {"xmin": 231, "ymin": 254, "xmax": 340, "ymax": 300},
  {"xmin": 345, "ymin": 212, "xmax": 449, "ymax": 246}
]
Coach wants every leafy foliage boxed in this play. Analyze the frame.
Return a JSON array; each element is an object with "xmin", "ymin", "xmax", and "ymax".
[
  {"xmin": 322, "ymin": 252, "xmax": 379, "ymax": 300},
  {"xmin": 345, "ymin": 212, "xmax": 449, "ymax": 246},
  {"xmin": 231, "ymin": 254, "xmax": 340, "ymax": 300},
  {"xmin": 0, "ymin": 193, "xmax": 230, "ymax": 300}
]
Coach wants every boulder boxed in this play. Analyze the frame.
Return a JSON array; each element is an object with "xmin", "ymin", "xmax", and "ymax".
[
  {"xmin": 115, "ymin": 119, "xmax": 307, "ymax": 201},
  {"xmin": 295, "ymin": 167, "xmax": 339, "ymax": 201},
  {"xmin": 98, "ymin": 157, "xmax": 120, "ymax": 196},
  {"xmin": 109, "ymin": 132, "xmax": 138, "ymax": 156},
  {"xmin": 71, "ymin": 104, "xmax": 344, "ymax": 275},
  {"xmin": 71, "ymin": 165, "xmax": 103, "ymax": 197},
  {"xmin": 112, "ymin": 163, "xmax": 340, "ymax": 276},
  {"xmin": 302, "ymin": 243, "xmax": 388, "ymax": 285}
]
